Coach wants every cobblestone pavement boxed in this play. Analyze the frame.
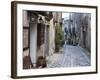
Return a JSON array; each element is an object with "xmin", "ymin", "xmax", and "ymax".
[{"xmin": 47, "ymin": 45, "xmax": 90, "ymax": 68}]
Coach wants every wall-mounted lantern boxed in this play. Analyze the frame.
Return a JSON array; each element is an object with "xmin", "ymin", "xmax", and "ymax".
[
  {"xmin": 28, "ymin": 11, "xmax": 38, "ymax": 23},
  {"xmin": 39, "ymin": 16, "xmax": 44, "ymax": 23}
]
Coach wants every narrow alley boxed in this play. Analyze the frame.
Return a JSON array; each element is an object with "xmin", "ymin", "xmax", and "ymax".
[
  {"xmin": 23, "ymin": 11, "xmax": 91, "ymax": 69},
  {"xmin": 47, "ymin": 45, "xmax": 90, "ymax": 68}
]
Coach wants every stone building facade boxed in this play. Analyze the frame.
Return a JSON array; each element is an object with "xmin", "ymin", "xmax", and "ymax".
[
  {"xmin": 63, "ymin": 13, "xmax": 91, "ymax": 52},
  {"xmin": 23, "ymin": 10, "xmax": 62, "ymax": 69}
]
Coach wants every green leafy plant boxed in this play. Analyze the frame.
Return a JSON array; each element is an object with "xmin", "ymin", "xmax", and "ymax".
[{"xmin": 55, "ymin": 26, "xmax": 64, "ymax": 52}]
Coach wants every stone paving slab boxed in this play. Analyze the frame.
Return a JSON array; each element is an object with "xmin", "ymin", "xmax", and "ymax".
[{"xmin": 47, "ymin": 45, "xmax": 90, "ymax": 68}]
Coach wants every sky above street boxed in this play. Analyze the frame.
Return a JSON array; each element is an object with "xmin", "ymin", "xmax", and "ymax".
[{"xmin": 62, "ymin": 13, "xmax": 70, "ymax": 19}]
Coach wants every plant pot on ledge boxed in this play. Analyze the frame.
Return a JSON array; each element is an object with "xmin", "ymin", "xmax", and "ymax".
[{"xmin": 36, "ymin": 56, "xmax": 47, "ymax": 68}]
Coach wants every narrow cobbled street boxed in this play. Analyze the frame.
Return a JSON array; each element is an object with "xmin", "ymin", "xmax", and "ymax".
[{"xmin": 47, "ymin": 45, "xmax": 90, "ymax": 68}]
